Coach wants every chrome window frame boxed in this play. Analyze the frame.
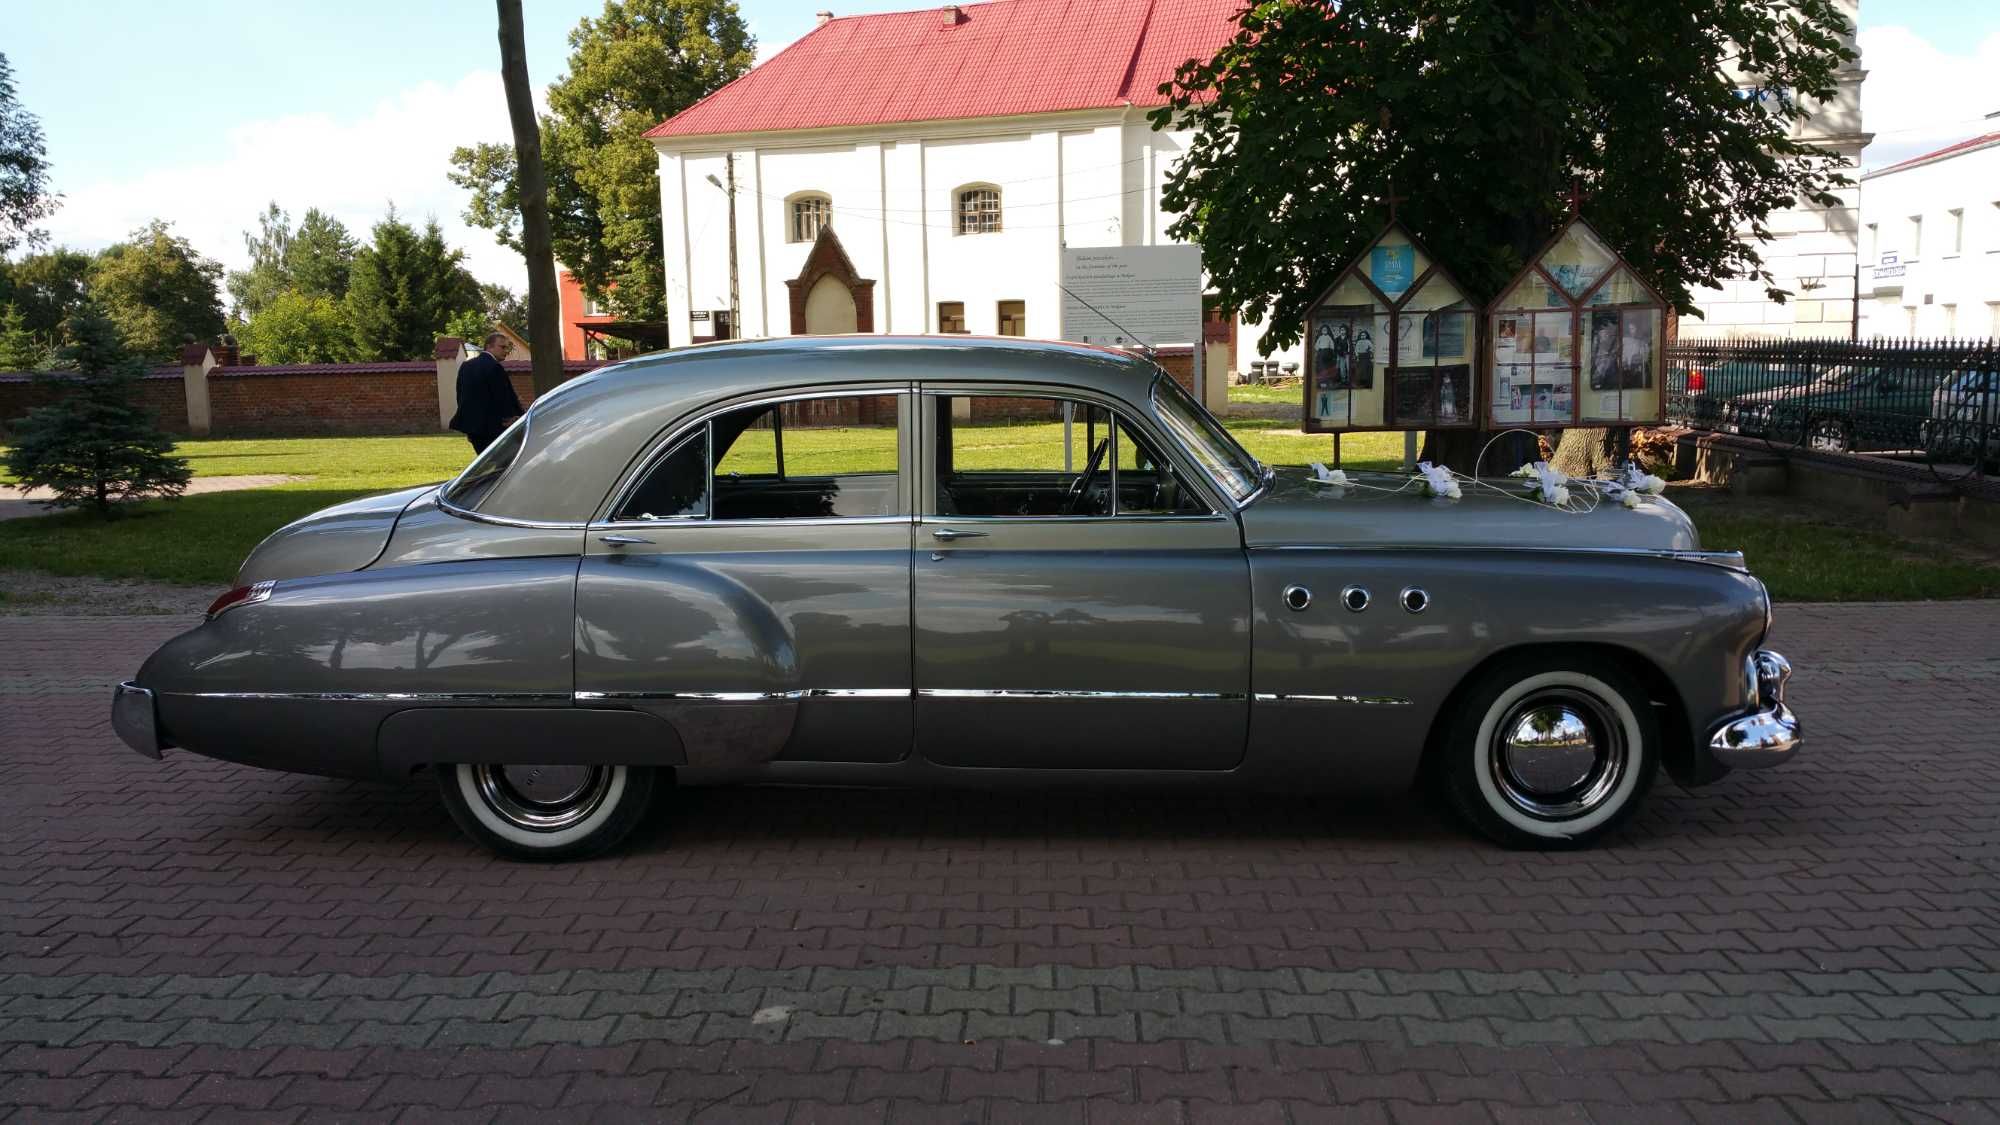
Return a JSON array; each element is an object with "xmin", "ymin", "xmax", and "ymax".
[
  {"xmin": 596, "ymin": 384, "xmax": 917, "ymax": 530},
  {"xmin": 916, "ymin": 384, "xmax": 1230, "ymax": 523},
  {"xmin": 1149, "ymin": 373, "xmax": 1266, "ymax": 508}
]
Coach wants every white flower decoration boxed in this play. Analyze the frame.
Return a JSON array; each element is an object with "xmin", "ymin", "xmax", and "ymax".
[
  {"xmin": 1417, "ymin": 461, "xmax": 1462, "ymax": 500},
  {"xmin": 1308, "ymin": 463, "xmax": 1350, "ymax": 488},
  {"xmin": 1642, "ymin": 473, "xmax": 1666, "ymax": 495},
  {"xmin": 1620, "ymin": 489, "xmax": 1643, "ymax": 509},
  {"xmin": 1552, "ymin": 485, "xmax": 1571, "ymax": 506}
]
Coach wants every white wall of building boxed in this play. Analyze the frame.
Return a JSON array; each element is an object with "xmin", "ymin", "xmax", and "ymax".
[
  {"xmin": 1685, "ymin": 0, "xmax": 1869, "ymax": 340},
  {"xmin": 1857, "ymin": 137, "xmax": 2000, "ymax": 339},
  {"xmin": 655, "ymin": 110, "xmax": 1305, "ymax": 375}
]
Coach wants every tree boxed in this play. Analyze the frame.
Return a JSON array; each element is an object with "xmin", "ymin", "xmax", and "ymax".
[
  {"xmin": 343, "ymin": 211, "xmax": 482, "ymax": 360},
  {"xmin": 1154, "ymin": 0, "xmax": 1855, "ymax": 472},
  {"xmin": 479, "ymin": 282, "xmax": 529, "ymax": 331},
  {"xmin": 0, "ymin": 302, "xmax": 46, "ymax": 369},
  {"xmin": 0, "ymin": 247, "xmax": 89, "ymax": 345},
  {"xmin": 450, "ymin": 0, "xmax": 754, "ymax": 321},
  {"xmin": 228, "ymin": 204, "xmax": 359, "ymax": 318},
  {"xmin": 233, "ymin": 290, "xmax": 354, "ymax": 364},
  {"xmin": 288, "ymin": 208, "xmax": 358, "ymax": 300},
  {"xmin": 227, "ymin": 201, "xmax": 293, "ymax": 318},
  {"xmin": 497, "ymin": 0, "xmax": 566, "ymax": 396},
  {"xmin": 3, "ymin": 302, "xmax": 191, "ymax": 517},
  {"xmin": 1, "ymin": 52, "xmax": 59, "ymax": 255},
  {"xmin": 88, "ymin": 220, "xmax": 226, "ymax": 362}
]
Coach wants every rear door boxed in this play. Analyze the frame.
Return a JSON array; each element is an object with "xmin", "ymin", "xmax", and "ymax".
[
  {"xmin": 574, "ymin": 386, "xmax": 916, "ymax": 768},
  {"xmin": 910, "ymin": 385, "xmax": 1251, "ymax": 770}
]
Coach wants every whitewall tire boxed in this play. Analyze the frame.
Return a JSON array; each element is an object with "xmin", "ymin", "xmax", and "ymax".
[
  {"xmin": 1442, "ymin": 655, "xmax": 1659, "ymax": 848},
  {"xmin": 437, "ymin": 762, "xmax": 658, "ymax": 862}
]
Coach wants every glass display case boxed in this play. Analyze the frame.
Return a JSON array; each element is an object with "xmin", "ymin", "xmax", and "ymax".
[
  {"xmin": 1302, "ymin": 225, "xmax": 1479, "ymax": 434},
  {"xmin": 1485, "ymin": 217, "xmax": 1665, "ymax": 429}
]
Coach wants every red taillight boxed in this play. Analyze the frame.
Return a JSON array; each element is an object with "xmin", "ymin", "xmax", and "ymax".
[
  {"xmin": 1688, "ymin": 368, "xmax": 1706, "ymax": 392},
  {"xmin": 206, "ymin": 580, "xmax": 275, "ymax": 619}
]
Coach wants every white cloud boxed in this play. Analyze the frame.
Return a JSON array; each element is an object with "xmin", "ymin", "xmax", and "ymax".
[
  {"xmin": 41, "ymin": 72, "xmax": 536, "ymax": 294},
  {"xmin": 1858, "ymin": 27, "xmax": 2000, "ymax": 169}
]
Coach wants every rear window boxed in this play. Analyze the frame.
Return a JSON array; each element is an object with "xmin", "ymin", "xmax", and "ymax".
[{"xmin": 441, "ymin": 418, "xmax": 527, "ymax": 512}]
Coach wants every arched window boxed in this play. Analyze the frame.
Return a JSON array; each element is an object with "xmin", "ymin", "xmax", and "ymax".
[
  {"xmin": 789, "ymin": 193, "xmax": 831, "ymax": 243},
  {"xmin": 956, "ymin": 186, "xmax": 1001, "ymax": 235}
]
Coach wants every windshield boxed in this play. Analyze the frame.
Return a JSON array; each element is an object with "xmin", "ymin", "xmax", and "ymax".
[
  {"xmin": 1150, "ymin": 372, "xmax": 1265, "ymax": 504},
  {"xmin": 441, "ymin": 416, "xmax": 528, "ymax": 511}
]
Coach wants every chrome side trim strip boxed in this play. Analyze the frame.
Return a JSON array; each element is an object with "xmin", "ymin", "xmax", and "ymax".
[
  {"xmin": 576, "ymin": 690, "xmax": 806, "ymax": 703},
  {"xmin": 178, "ymin": 691, "xmax": 573, "ymax": 703},
  {"xmin": 1255, "ymin": 544, "xmax": 1747, "ymax": 569},
  {"xmin": 917, "ymin": 688, "xmax": 1247, "ymax": 701},
  {"xmin": 805, "ymin": 688, "xmax": 912, "ymax": 699},
  {"xmin": 1253, "ymin": 692, "xmax": 1413, "ymax": 706}
]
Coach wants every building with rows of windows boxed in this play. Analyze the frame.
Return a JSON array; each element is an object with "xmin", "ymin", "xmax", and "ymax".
[{"xmin": 644, "ymin": 0, "xmax": 1297, "ymax": 375}]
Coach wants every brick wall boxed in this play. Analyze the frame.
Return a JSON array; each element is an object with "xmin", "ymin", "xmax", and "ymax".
[
  {"xmin": 0, "ymin": 371, "xmax": 189, "ymax": 437},
  {"xmin": 2, "ymin": 358, "xmax": 604, "ymax": 440}
]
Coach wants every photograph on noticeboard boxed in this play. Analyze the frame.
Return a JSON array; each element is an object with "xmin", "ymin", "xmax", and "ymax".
[
  {"xmin": 1311, "ymin": 306, "xmax": 1377, "ymax": 390},
  {"xmin": 1587, "ymin": 310, "xmax": 1655, "ymax": 391}
]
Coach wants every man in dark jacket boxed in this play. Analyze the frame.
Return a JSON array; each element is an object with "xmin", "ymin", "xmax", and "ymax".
[{"xmin": 448, "ymin": 333, "xmax": 525, "ymax": 453}]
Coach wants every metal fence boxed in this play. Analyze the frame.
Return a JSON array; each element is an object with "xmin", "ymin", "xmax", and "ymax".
[{"xmin": 1665, "ymin": 336, "xmax": 2000, "ymax": 475}]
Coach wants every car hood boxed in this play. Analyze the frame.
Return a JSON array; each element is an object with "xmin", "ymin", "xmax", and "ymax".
[
  {"xmin": 235, "ymin": 484, "xmax": 441, "ymax": 585},
  {"xmin": 1240, "ymin": 468, "xmax": 1699, "ymax": 552}
]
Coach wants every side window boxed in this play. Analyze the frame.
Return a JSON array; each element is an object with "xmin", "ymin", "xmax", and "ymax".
[
  {"xmin": 443, "ymin": 417, "xmax": 528, "ymax": 511},
  {"xmin": 1116, "ymin": 421, "xmax": 1210, "ymax": 516},
  {"xmin": 614, "ymin": 429, "xmax": 708, "ymax": 521},
  {"xmin": 712, "ymin": 394, "xmax": 902, "ymax": 520},
  {"xmin": 932, "ymin": 395, "xmax": 1205, "ymax": 517}
]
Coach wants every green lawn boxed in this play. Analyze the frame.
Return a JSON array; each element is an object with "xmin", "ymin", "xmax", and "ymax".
[
  {"xmin": 1672, "ymin": 488, "xmax": 2000, "ymax": 602},
  {"xmin": 1, "ymin": 435, "xmax": 471, "ymax": 586}
]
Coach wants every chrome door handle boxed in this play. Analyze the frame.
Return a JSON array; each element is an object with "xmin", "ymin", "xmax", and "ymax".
[
  {"xmin": 930, "ymin": 528, "xmax": 988, "ymax": 541},
  {"xmin": 601, "ymin": 534, "xmax": 652, "ymax": 545}
]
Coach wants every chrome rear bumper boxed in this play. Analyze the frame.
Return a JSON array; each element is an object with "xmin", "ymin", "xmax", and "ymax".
[
  {"xmin": 112, "ymin": 680, "xmax": 163, "ymax": 760},
  {"xmin": 1708, "ymin": 650, "xmax": 1800, "ymax": 769}
]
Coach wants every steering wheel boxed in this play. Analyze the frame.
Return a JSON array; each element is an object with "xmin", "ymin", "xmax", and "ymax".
[{"xmin": 1063, "ymin": 438, "xmax": 1111, "ymax": 515}]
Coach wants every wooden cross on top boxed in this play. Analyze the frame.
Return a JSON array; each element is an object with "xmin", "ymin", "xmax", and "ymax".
[
  {"xmin": 1565, "ymin": 180, "xmax": 1586, "ymax": 215},
  {"xmin": 1386, "ymin": 181, "xmax": 1407, "ymax": 223}
]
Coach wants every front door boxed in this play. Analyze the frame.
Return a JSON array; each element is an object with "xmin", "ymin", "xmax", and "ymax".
[
  {"xmin": 912, "ymin": 388, "xmax": 1250, "ymax": 770},
  {"xmin": 574, "ymin": 387, "xmax": 915, "ymax": 768}
]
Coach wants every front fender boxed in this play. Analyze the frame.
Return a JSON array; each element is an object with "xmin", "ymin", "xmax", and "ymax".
[{"xmin": 1244, "ymin": 548, "xmax": 1768, "ymax": 792}]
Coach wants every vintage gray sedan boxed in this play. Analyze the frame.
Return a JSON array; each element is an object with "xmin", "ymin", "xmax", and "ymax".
[{"xmin": 111, "ymin": 336, "xmax": 1799, "ymax": 860}]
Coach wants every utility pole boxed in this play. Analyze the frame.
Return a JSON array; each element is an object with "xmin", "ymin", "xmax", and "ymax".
[{"xmin": 725, "ymin": 153, "xmax": 740, "ymax": 339}]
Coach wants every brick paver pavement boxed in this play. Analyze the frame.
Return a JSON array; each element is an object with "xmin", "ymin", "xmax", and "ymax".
[{"xmin": 2, "ymin": 602, "xmax": 1997, "ymax": 1122}]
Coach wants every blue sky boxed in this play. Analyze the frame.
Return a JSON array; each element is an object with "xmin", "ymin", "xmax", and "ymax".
[{"xmin": 7, "ymin": 0, "xmax": 1998, "ymax": 289}]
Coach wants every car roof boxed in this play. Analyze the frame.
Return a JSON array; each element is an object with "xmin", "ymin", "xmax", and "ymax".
[{"xmin": 473, "ymin": 335, "xmax": 1166, "ymax": 524}]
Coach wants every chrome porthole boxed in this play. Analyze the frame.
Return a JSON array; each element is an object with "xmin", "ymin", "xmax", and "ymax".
[
  {"xmin": 472, "ymin": 764, "xmax": 614, "ymax": 833},
  {"xmin": 1283, "ymin": 585, "xmax": 1312, "ymax": 612},
  {"xmin": 1488, "ymin": 689, "xmax": 1629, "ymax": 821},
  {"xmin": 1340, "ymin": 585, "xmax": 1370, "ymax": 612},
  {"xmin": 1400, "ymin": 587, "xmax": 1430, "ymax": 614}
]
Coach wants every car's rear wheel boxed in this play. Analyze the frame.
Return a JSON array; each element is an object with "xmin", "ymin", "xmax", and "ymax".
[
  {"xmin": 437, "ymin": 762, "xmax": 657, "ymax": 861},
  {"xmin": 1441, "ymin": 654, "xmax": 1659, "ymax": 848}
]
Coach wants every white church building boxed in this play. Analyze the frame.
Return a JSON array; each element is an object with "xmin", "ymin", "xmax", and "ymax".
[{"xmin": 644, "ymin": 0, "xmax": 1294, "ymax": 376}]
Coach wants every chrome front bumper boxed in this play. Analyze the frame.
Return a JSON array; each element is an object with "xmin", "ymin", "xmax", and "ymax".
[
  {"xmin": 112, "ymin": 680, "xmax": 163, "ymax": 760},
  {"xmin": 1708, "ymin": 650, "xmax": 1800, "ymax": 769}
]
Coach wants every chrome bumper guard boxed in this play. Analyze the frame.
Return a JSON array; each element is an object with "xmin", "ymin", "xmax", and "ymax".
[
  {"xmin": 1707, "ymin": 650, "xmax": 1800, "ymax": 769},
  {"xmin": 112, "ymin": 680, "xmax": 163, "ymax": 760}
]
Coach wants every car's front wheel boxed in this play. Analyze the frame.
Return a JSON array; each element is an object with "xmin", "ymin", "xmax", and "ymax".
[
  {"xmin": 437, "ymin": 762, "xmax": 658, "ymax": 861},
  {"xmin": 1441, "ymin": 655, "xmax": 1659, "ymax": 848}
]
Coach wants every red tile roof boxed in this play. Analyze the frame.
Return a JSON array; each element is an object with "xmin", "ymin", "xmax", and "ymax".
[
  {"xmin": 646, "ymin": 0, "xmax": 1245, "ymax": 139},
  {"xmin": 1866, "ymin": 130, "xmax": 2000, "ymax": 178}
]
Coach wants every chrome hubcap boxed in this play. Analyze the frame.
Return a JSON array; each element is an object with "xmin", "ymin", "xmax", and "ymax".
[
  {"xmin": 472, "ymin": 764, "xmax": 612, "ymax": 832},
  {"xmin": 1490, "ymin": 689, "xmax": 1627, "ymax": 820}
]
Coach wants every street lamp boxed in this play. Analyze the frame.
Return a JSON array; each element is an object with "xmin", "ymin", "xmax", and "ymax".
[{"xmin": 704, "ymin": 161, "xmax": 741, "ymax": 340}]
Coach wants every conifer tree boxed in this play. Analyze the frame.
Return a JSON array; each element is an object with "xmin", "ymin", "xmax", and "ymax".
[{"xmin": 3, "ymin": 302, "xmax": 192, "ymax": 517}]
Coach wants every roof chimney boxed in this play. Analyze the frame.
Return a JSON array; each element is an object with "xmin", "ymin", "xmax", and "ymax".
[
  {"xmin": 815, "ymin": 9, "xmax": 833, "ymax": 24},
  {"xmin": 941, "ymin": 4, "xmax": 966, "ymax": 26}
]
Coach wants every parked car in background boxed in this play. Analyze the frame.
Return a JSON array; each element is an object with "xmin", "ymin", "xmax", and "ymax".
[
  {"xmin": 112, "ymin": 337, "xmax": 1800, "ymax": 860},
  {"xmin": 1923, "ymin": 367, "xmax": 2000, "ymax": 467},
  {"xmin": 1721, "ymin": 363, "xmax": 1932, "ymax": 453}
]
